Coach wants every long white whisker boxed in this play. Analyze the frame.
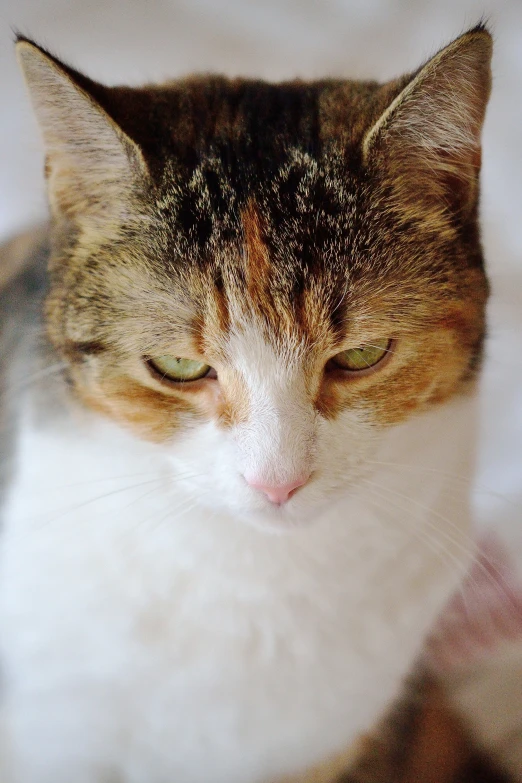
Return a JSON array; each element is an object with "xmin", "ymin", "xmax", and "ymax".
[
  {"xmin": 360, "ymin": 342, "xmax": 396, "ymax": 355},
  {"xmin": 33, "ymin": 478, "xmax": 166, "ymax": 530},
  {"xmin": 364, "ymin": 484, "xmax": 470, "ymax": 576},
  {"xmin": 365, "ymin": 459, "xmax": 521, "ymax": 510},
  {"xmin": 142, "ymin": 487, "xmax": 214, "ymax": 535},
  {"xmin": 363, "ymin": 479, "xmax": 519, "ymax": 622},
  {"xmin": 31, "ymin": 470, "xmax": 206, "ymax": 495},
  {"xmin": 362, "ymin": 489, "xmax": 500, "ymax": 654}
]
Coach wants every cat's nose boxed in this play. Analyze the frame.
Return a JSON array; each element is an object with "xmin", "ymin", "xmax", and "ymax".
[{"xmin": 246, "ymin": 475, "xmax": 309, "ymax": 505}]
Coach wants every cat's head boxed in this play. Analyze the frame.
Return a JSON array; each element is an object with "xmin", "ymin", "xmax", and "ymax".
[{"xmin": 17, "ymin": 27, "xmax": 491, "ymax": 527}]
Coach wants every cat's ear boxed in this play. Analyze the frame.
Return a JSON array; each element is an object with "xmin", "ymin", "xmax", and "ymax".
[
  {"xmin": 16, "ymin": 38, "xmax": 148, "ymax": 222},
  {"xmin": 362, "ymin": 26, "xmax": 492, "ymax": 219}
]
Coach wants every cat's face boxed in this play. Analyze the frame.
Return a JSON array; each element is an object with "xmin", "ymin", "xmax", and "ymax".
[{"xmin": 17, "ymin": 28, "xmax": 491, "ymax": 527}]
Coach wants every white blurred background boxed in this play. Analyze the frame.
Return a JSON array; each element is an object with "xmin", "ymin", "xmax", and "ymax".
[{"xmin": 1, "ymin": 0, "xmax": 521, "ymax": 550}]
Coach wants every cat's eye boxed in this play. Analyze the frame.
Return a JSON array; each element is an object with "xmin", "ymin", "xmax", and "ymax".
[
  {"xmin": 329, "ymin": 339, "xmax": 391, "ymax": 373},
  {"xmin": 146, "ymin": 355, "xmax": 212, "ymax": 383}
]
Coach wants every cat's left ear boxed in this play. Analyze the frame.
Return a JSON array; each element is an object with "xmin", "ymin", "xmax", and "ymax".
[
  {"xmin": 363, "ymin": 26, "xmax": 492, "ymax": 220},
  {"xmin": 16, "ymin": 38, "xmax": 148, "ymax": 223}
]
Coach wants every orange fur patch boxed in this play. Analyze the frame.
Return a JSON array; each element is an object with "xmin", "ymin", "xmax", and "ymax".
[
  {"xmin": 74, "ymin": 374, "xmax": 196, "ymax": 442},
  {"xmin": 241, "ymin": 200, "xmax": 273, "ymax": 315},
  {"xmin": 315, "ymin": 319, "xmax": 481, "ymax": 426}
]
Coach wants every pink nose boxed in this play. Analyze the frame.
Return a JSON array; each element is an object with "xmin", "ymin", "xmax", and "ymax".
[{"xmin": 247, "ymin": 476, "xmax": 309, "ymax": 505}]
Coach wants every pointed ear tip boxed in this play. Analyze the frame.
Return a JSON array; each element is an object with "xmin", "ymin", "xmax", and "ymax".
[
  {"xmin": 461, "ymin": 25, "xmax": 493, "ymax": 56},
  {"xmin": 438, "ymin": 26, "xmax": 493, "ymax": 75},
  {"xmin": 16, "ymin": 39, "xmax": 64, "ymax": 84},
  {"xmin": 15, "ymin": 38, "xmax": 46, "ymax": 68},
  {"xmin": 16, "ymin": 39, "xmax": 32, "ymax": 56},
  {"xmin": 468, "ymin": 20, "xmax": 492, "ymax": 35},
  {"xmin": 15, "ymin": 37, "xmax": 62, "ymax": 65},
  {"xmin": 15, "ymin": 36, "xmax": 40, "ymax": 53}
]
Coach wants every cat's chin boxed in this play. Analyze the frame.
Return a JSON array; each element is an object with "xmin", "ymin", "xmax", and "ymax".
[
  {"xmin": 242, "ymin": 509, "xmax": 315, "ymax": 535},
  {"xmin": 237, "ymin": 493, "xmax": 338, "ymax": 534}
]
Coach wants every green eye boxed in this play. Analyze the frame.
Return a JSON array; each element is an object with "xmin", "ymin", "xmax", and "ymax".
[
  {"xmin": 147, "ymin": 355, "xmax": 211, "ymax": 382},
  {"xmin": 331, "ymin": 339, "xmax": 391, "ymax": 372}
]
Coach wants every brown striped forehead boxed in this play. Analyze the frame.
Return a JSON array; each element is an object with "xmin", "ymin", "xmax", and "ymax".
[
  {"xmin": 151, "ymin": 149, "xmax": 360, "ymax": 358},
  {"xmin": 157, "ymin": 146, "xmax": 360, "ymax": 270},
  {"xmin": 242, "ymin": 200, "xmax": 271, "ymax": 307},
  {"xmin": 48, "ymin": 97, "xmax": 487, "ymax": 366},
  {"xmin": 237, "ymin": 197, "xmax": 339, "ymax": 342},
  {"xmin": 154, "ymin": 142, "xmax": 478, "ymax": 336}
]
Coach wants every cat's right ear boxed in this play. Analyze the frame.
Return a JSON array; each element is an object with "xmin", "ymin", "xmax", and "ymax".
[
  {"xmin": 362, "ymin": 26, "xmax": 492, "ymax": 222},
  {"xmin": 16, "ymin": 38, "xmax": 148, "ymax": 223}
]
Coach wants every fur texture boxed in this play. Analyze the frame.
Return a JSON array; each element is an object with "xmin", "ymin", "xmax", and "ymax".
[{"xmin": 0, "ymin": 26, "xmax": 492, "ymax": 783}]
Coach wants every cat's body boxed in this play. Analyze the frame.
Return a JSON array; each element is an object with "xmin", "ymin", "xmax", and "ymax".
[
  {"xmin": 0, "ymin": 298, "xmax": 476, "ymax": 782},
  {"xmin": 0, "ymin": 27, "xmax": 494, "ymax": 783}
]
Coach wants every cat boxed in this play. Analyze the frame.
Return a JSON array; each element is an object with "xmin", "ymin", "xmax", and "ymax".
[{"xmin": 0, "ymin": 24, "xmax": 492, "ymax": 783}]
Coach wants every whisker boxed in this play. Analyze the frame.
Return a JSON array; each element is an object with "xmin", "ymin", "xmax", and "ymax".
[
  {"xmin": 360, "ymin": 342, "xmax": 396, "ymax": 355},
  {"xmin": 148, "ymin": 492, "xmax": 211, "ymax": 534},
  {"xmin": 135, "ymin": 486, "xmax": 214, "ymax": 536},
  {"xmin": 362, "ymin": 489, "xmax": 503, "ymax": 655},
  {"xmin": 365, "ymin": 459, "xmax": 521, "ymax": 509},
  {"xmin": 363, "ymin": 479, "xmax": 520, "ymax": 623},
  {"xmin": 364, "ymin": 484, "xmax": 471, "ymax": 576},
  {"xmin": 33, "ymin": 469, "xmax": 203, "ymax": 494},
  {"xmin": 32, "ymin": 477, "xmax": 166, "ymax": 530}
]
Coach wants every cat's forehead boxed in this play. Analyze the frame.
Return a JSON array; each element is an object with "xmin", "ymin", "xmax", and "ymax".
[
  {"xmin": 160, "ymin": 146, "xmax": 358, "ymax": 265},
  {"xmin": 138, "ymin": 141, "xmax": 441, "ymax": 356},
  {"xmin": 153, "ymin": 151, "xmax": 362, "ymax": 351}
]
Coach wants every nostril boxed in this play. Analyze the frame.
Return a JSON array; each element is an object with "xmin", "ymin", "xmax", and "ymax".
[{"xmin": 246, "ymin": 475, "xmax": 310, "ymax": 505}]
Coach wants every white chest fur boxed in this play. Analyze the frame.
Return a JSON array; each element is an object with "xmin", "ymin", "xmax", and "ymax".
[{"xmin": 0, "ymin": 396, "xmax": 478, "ymax": 783}]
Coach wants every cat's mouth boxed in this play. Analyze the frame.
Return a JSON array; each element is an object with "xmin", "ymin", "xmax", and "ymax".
[
  {"xmin": 245, "ymin": 505, "xmax": 315, "ymax": 534},
  {"xmin": 242, "ymin": 480, "xmax": 346, "ymax": 533}
]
